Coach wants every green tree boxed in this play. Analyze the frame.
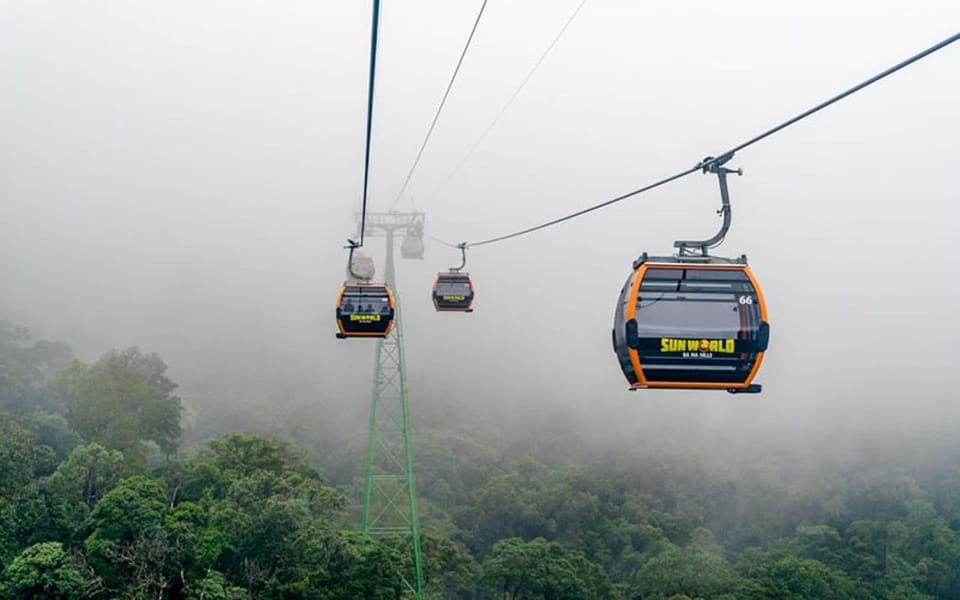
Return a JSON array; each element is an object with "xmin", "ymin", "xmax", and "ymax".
[
  {"xmin": 26, "ymin": 412, "xmax": 81, "ymax": 464},
  {"xmin": 185, "ymin": 570, "xmax": 246, "ymax": 600},
  {"xmin": 57, "ymin": 348, "xmax": 182, "ymax": 460},
  {"xmin": 39, "ymin": 443, "xmax": 126, "ymax": 539},
  {"xmin": 0, "ymin": 322, "xmax": 73, "ymax": 415},
  {"xmin": 758, "ymin": 556, "xmax": 865, "ymax": 600},
  {"xmin": 632, "ymin": 543, "xmax": 742, "ymax": 599},
  {"xmin": 0, "ymin": 413, "xmax": 34, "ymax": 499},
  {"xmin": 0, "ymin": 414, "xmax": 37, "ymax": 566},
  {"xmin": 83, "ymin": 475, "xmax": 171, "ymax": 597},
  {"xmin": 0, "ymin": 542, "xmax": 96, "ymax": 600},
  {"xmin": 418, "ymin": 528, "xmax": 477, "ymax": 598},
  {"xmin": 480, "ymin": 537, "xmax": 615, "ymax": 600}
]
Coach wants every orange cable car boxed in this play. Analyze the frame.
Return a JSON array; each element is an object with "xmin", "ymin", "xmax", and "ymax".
[
  {"xmin": 336, "ymin": 283, "xmax": 395, "ymax": 338},
  {"xmin": 432, "ymin": 272, "xmax": 475, "ymax": 312},
  {"xmin": 433, "ymin": 242, "xmax": 474, "ymax": 312},
  {"xmin": 336, "ymin": 240, "xmax": 395, "ymax": 339},
  {"xmin": 612, "ymin": 155, "xmax": 770, "ymax": 393},
  {"xmin": 613, "ymin": 255, "xmax": 768, "ymax": 392}
]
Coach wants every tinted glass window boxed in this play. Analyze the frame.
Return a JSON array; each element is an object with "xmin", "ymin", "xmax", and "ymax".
[
  {"xmin": 437, "ymin": 280, "xmax": 472, "ymax": 297},
  {"xmin": 636, "ymin": 269, "xmax": 757, "ymax": 337},
  {"xmin": 341, "ymin": 288, "xmax": 391, "ymax": 315}
]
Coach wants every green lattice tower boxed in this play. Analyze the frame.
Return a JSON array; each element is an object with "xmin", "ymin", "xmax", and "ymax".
[{"xmin": 361, "ymin": 217, "xmax": 424, "ymax": 598}]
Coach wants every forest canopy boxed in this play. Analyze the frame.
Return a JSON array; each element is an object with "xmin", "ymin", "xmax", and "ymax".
[{"xmin": 2, "ymin": 321, "xmax": 960, "ymax": 599}]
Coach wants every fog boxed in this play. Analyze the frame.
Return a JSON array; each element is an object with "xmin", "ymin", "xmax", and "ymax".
[{"xmin": 2, "ymin": 1, "xmax": 958, "ymax": 458}]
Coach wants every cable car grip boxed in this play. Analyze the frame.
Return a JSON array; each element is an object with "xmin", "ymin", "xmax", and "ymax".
[
  {"xmin": 674, "ymin": 153, "xmax": 743, "ymax": 258},
  {"xmin": 449, "ymin": 242, "xmax": 468, "ymax": 272}
]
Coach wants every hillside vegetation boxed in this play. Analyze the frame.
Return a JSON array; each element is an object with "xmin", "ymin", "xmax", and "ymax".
[{"xmin": 2, "ymin": 321, "xmax": 960, "ymax": 599}]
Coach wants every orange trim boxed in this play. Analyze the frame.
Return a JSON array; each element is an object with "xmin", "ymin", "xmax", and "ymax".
[
  {"xmin": 624, "ymin": 265, "xmax": 648, "ymax": 386},
  {"xmin": 335, "ymin": 285, "xmax": 347, "ymax": 336},
  {"xmin": 741, "ymin": 265, "xmax": 767, "ymax": 388},
  {"xmin": 624, "ymin": 262, "xmax": 767, "ymax": 390}
]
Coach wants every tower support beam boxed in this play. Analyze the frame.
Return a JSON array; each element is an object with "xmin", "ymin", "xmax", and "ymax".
[{"xmin": 359, "ymin": 212, "xmax": 425, "ymax": 598}]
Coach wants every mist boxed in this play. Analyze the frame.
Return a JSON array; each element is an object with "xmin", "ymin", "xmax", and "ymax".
[{"xmin": 2, "ymin": 0, "xmax": 959, "ymax": 471}]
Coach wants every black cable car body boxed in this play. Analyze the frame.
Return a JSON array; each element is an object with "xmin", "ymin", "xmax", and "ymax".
[
  {"xmin": 336, "ymin": 240, "xmax": 395, "ymax": 339},
  {"xmin": 612, "ymin": 156, "xmax": 770, "ymax": 393},
  {"xmin": 433, "ymin": 243, "xmax": 475, "ymax": 312},
  {"xmin": 433, "ymin": 273, "xmax": 475, "ymax": 312}
]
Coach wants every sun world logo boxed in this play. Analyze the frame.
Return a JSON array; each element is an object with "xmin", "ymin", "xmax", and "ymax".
[
  {"xmin": 349, "ymin": 314, "xmax": 382, "ymax": 322},
  {"xmin": 660, "ymin": 338, "xmax": 735, "ymax": 353}
]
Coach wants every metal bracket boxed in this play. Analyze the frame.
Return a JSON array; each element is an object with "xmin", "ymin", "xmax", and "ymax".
[
  {"xmin": 449, "ymin": 242, "xmax": 467, "ymax": 272},
  {"xmin": 674, "ymin": 153, "xmax": 743, "ymax": 257}
]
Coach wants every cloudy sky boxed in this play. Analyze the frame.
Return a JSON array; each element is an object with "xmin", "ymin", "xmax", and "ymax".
[{"xmin": 1, "ymin": 1, "xmax": 958, "ymax": 443}]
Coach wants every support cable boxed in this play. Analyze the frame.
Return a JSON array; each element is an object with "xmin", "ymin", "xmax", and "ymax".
[
  {"xmin": 705, "ymin": 31, "xmax": 959, "ymax": 171},
  {"xmin": 391, "ymin": 0, "xmax": 490, "ymax": 209},
  {"xmin": 468, "ymin": 167, "xmax": 699, "ymax": 247},
  {"xmin": 426, "ymin": 0, "xmax": 589, "ymax": 203},
  {"xmin": 425, "ymin": 233, "xmax": 462, "ymax": 249},
  {"xmin": 432, "ymin": 31, "xmax": 958, "ymax": 249},
  {"xmin": 359, "ymin": 0, "xmax": 382, "ymax": 246}
]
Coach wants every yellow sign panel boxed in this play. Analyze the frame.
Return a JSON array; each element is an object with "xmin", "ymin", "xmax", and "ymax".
[
  {"xmin": 442, "ymin": 295, "xmax": 466, "ymax": 301},
  {"xmin": 349, "ymin": 314, "xmax": 382, "ymax": 322},
  {"xmin": 660, "ymin": 338, "xmax": 735, "ymax": 353}
]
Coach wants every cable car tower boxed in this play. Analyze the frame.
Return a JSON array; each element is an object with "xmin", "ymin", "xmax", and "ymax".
[{"xmin": 357, "ymin": 211, "xmax": 426, "ymax": 599}]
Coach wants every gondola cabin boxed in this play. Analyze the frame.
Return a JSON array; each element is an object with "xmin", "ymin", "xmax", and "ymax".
[
  {"xmin": 432, "ymin": 272, "xmax": 475, "ymax": 312},
  {"xmin": 346, "ymin": 253, "xmax": 376, "ymax": 281},
  {"xmin": 336, "ymin": 284, "xmax": 395, "ymax": 338},
  {"xmin": 612, "ymin": 255, "xmax": 769, "ymax": 393},
  {"xmin": 400, "ymin": 235, "xmax": 424, "ymax": 259}
]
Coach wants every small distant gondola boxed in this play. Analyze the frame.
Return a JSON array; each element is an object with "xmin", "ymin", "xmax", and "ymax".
[
  {"xmin": 347, "ymin": 252, "xmax": 376, "ymax": 280},
  {"xmin": 612, "ymin": 155, "xmax": 770, "ymax": 392},
  {"xmin": 401, "ymin": 223, "xmax": 425, "ymax": 259},
  {"xmin": 336, "ymin": 283, "xmax": 395, "ymax": 338},
  {"xmin": 433, "ymin": 272, "xmax": 475, "ymax": 312},
  {"xmin": 433, "ymin": 242, "xmax": 474, "ymax": 312}
]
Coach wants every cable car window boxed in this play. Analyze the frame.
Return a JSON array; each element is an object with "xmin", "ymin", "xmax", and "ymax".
[
  {"xmin": 636, "ymin": 268, "xmax": 758, "ymax": 338},
  {"xmin": 438, "ymin": 280, "xmax": 471, "ymax": 296},
  {"xmin": 636, "ymin": 294, "xmax": 747, "ymax": 337},
  {"xmin": 643, "ymin": 268, "xmax": 683, "ymax": 280},
  {"xmin": 686, "ymin": 269, "xmax": 750, "ymax": 281}
]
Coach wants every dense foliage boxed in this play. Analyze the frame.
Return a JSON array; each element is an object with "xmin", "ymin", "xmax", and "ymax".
[{"xmin": 2, "ymin": 321, "xmax": 960, "ymax": 598}]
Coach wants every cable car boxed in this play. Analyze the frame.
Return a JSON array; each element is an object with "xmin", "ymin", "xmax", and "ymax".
[
  {"xmin": 400, "ymin": 235, "xmax": 424, "ymax": 259},
  {"xmin": 336, "ymin": 283, "xmax": 395, "ymax": 338},
  {"xmin": 612, "ymin": 155, "xmax": 770, "ymax": 392},
  {"xmin": 433, "ymin": 243, "xmax": 474, "ymax": 312},
  {"xmin": 613, "ymin": 255, "xmax": 768, "ymax": 392},
  {"xmin": 336, "ymin": 240, "xmax": 394, "ymax": 339},
  {"xmin": 433, "ymin": 272, "xmax": 475, "ymax": 312},
  {"xmin": 346, "ymin": 252, "xmax": 375, "ymax": 280}
]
